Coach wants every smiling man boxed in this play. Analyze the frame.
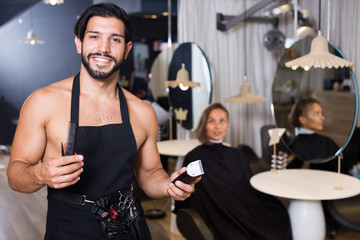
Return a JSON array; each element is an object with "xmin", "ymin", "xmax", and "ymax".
[{"xmin": 7, "ymin": 3, "xmax": 199, "ymax": 240}]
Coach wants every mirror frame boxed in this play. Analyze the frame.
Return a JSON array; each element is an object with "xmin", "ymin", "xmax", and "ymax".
[
  {"xmin": 272, "ymin": 37, "xmax": 359, "ymax": 163},
  {"xmin": 149, "ymin": 44, "xmax": 179, "ymax": 101},
  {"xmin": 332, "ymin": 44, "xmax": 359, "ymax": 156}
]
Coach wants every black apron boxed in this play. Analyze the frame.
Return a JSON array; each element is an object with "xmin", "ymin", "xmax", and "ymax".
[{"xmin": 45, "ymin": 74, "xmax": 151, "ymax": 240}]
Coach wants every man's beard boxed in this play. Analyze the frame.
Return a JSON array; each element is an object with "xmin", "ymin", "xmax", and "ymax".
[{"xmin": 81, "ymin": 52, "xmax": 124, "ymax": 80}]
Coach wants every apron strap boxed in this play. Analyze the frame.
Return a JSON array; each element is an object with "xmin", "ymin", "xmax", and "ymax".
[
  {"xmin": 71, "ymin": 73, "xmax": 80, "ymax": 124},
  {"xmin": 117, "ymin": 84, "xmax": 130, "ymax": 124}
]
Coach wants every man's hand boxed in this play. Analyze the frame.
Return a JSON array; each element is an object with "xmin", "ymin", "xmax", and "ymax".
[
  {"xmin": 167, "ymin": 167, "xmax": 201, "ymax": 201},
  {"xmin": 38, "ymin": 154, "xmax": 84, "ymax": 189}
]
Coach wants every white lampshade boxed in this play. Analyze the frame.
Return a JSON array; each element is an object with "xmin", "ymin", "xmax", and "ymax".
[
  {"xmin": 19, "ymin": 29, "xmax": 45, "ymax": 45},
  {"xmin": 285, "ymin": 31, "xmax": 354, "ymax": 70},
  {"xmin": 225, "ymin": 80, "xmax": 267, "ymax": 104},
  {"xmin": 268, "ymin": 128, "xmax": 286, "ymax": 146},
  {"xmin": 166, "ymin": 64, "xmax": 200, "ymax": 90}
]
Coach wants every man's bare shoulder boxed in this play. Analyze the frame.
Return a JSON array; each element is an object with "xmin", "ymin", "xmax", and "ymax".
[
  {"xmin": 122, "ymin": 88, "xmax": 156, "ymax": 116},
  {"xmin": 24, "ymin": 77, "xmax": 73, "ymax": 106},
  {"xmin": 122, "ymin": 88, "xmax": 158, "ymax": 132},
  {"xmin": 19, "ymin": 77, "xmax": 74, "ymax": 126},
  {"xmin": 121, "ymin": 88, "xmax": 158, "ymax": 148}
]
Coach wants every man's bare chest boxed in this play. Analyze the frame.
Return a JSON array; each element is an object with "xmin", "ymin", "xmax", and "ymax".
[{"xmin": 78, "ymin": 106, "xmax": 122, "ymax": 126}]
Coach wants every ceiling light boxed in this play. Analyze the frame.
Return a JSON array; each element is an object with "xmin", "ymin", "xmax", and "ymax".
[
  {"xmin": 144, "ymin": 14, "xmax": 158, "ymax": 19},
  {"xmin": 43, "ymin": 0, "xmax": 64, "ymax": 5},
  {"xmin": 226, "ymin": 2, "xmax": 267, "ymax": 104},
  {"xmin": 19, "ymin": 8, "xmax": 45, "ymax": 45},
  {"xmin": 285, "ymin": 0, "xmax": 353, "ymax": 69},
  {"xmin": 225, "ymin": 80, "xmax": 267, "ymax": 104},
  {"xmin": 285, "ymin": 31, "xmax": 353, "ymax": 69},
  {"xmin": 166, "ymin": 64, "xmax": 200, "ymax": 91},
  {"xmin": 19, "ymin": 29, "xmax": 45, "ymax": 45}
]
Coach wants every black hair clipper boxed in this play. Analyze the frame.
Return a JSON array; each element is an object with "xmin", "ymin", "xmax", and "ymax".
[{"xmin": 172, "ymin": 160, "xmax": 204, "ymax": 185}]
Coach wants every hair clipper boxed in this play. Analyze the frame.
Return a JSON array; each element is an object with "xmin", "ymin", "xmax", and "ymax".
[{"xmin": 172, "ymin": 160, "xmax": 204, "ymax": 185}]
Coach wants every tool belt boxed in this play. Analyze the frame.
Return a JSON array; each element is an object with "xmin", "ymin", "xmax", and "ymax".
[{"xmin": 49, "ymin": 186, "xmax": 147, "ymax": 240}]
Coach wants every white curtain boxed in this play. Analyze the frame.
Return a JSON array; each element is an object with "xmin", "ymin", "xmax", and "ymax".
[
  {"xmin": 178, "ymin": 0, "xmax": 360, "ymax": 156},
  {"xmin": 178, "ymin": 0, "xmax": 276, "ymax": 155}
]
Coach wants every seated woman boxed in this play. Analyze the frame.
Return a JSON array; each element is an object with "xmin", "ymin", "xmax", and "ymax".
[
  {"xmin": 174, "ymin": 103, "xmax": 292, "ymax": 240},
  {"xmin": 287, "ymin": 97, "xmax": 341, "ymax": 172}
]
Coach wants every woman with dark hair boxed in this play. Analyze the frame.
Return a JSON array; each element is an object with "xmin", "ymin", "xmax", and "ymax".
[
  {"xmin": 175, "ymin": 103, "xmax": 292, "ymax": 240},
  {"xmin": 287, "ymin": 97, "xmax": 340, "ymax": 171}
]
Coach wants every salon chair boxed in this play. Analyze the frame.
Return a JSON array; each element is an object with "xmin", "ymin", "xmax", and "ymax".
[
  {"xmin": 342, "ymin": 127, "xmax": 360, "ymax": 175},
  {"xmin": 236, "ymin": 144, "xmax": 269, "ymax": 174},
  {"xmin": 326, "ymin": 194, "xmax": 360, "ymax": 233},
  {"xmin": 176, "ymin": 208, "xmax": 214, "ymax": 240},
  {"xmin": 175, "ymin": 144, "xmax": 266, "ymax": 240}
]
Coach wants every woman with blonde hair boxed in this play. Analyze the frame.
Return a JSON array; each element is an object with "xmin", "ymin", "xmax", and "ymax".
[{"xmin": 175, "ymin": 103, "xmax": 292, "ymax": 240}]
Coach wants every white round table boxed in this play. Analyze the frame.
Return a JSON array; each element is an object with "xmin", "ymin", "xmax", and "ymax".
[
  {"xmin": 250, "ymin": 169, "xmax": 360, "ymax": 240},
  {"xmin": 157, "ymin": 139, "xmax": 201, "ymax": 157},
  {"xmin": 157, "ymin": 139, "xmax": 201, "ymax": 169}
]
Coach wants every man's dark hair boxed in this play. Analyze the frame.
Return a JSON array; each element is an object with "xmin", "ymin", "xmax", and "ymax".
[{"xmin": 74, "ymin": 3, "xmax": 133, "ymax": 43}]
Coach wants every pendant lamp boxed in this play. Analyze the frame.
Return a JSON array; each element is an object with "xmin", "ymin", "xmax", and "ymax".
[
  {"xmin": 166, "ymin": 0, "xmax": 200, "ymax": 92},
  {"xmin": 19, "ymin": 29, "xmax": 45, "ymax": 45},
  {"xmin": 225, "ymin": 77, "xmax": 267, "ymax": 103},
  {"xmin": 285, "ymin": 0, "xmax": 353, "ymax": 70},
  {"xmin": 19, "ymin": 9, "xmax": 45, "ymax": 45},
  {"xmin": 166, "ymin": 63, "xmax": 200, "ymax": 91},
  {"xmin": 225, "ymin": 1, "xmax": 267, "ymax": 104}
]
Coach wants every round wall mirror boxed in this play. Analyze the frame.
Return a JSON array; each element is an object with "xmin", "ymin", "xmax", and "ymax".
[
  {"xmin": 167, "ymin": 42, "xmax": 212, "ymax": 130},
  {"xmin": 149, "ymin": 44, "xmax": 179, "ymax": 101},
  {"xmin": 272, "ymin": 36, "xmax": 358, "ymax": 163}
]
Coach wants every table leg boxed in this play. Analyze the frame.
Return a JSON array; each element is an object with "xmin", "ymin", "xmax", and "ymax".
[
  {"xmin": 288, "ymin": 199, "xmax": 325, "ymax": 240},
  {"xmin": 170, "ymin": 156, "xmax": 184, "ymax": 235},
  {"xmin": 174, "ymin": 156, "xmax": 184, "ymax": 171}
]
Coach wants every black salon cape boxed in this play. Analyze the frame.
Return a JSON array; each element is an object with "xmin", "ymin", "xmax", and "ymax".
[
  {"xmin": 288, "ymin": 133, "xmax": 340, "ymax": 172},
  {"xmin": 174, "ymin": 143, "xmax": 292, "ymax": 240}
]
